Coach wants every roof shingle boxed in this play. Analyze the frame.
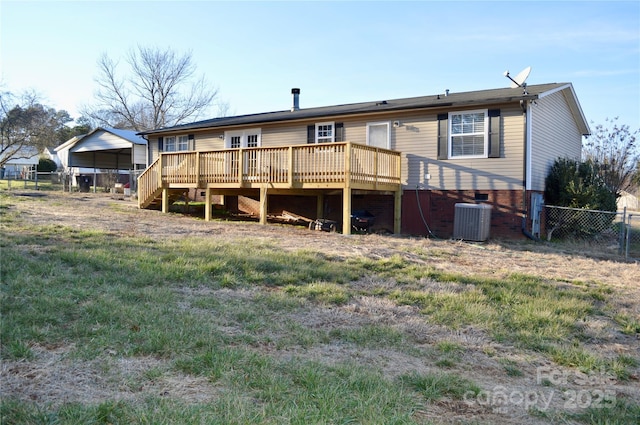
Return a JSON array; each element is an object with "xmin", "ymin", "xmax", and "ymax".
[{"xmin": 139, "ymin": 83, "xmax": 569, "ymax": 135}]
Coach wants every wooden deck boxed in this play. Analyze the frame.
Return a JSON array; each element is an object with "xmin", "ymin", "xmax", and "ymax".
[{"xmin": 138, "ymin": 142, "xmax": 402, "ymax": 234}]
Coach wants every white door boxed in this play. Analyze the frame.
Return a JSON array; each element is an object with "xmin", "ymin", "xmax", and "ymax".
[{"xmin": 367, "ymin": 122, "xmax": 390, "ymax": 149}]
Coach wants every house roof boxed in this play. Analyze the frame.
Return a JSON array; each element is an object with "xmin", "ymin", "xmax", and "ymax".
[
  {"xmin": 103, "ymin": 127, "xmax": 147, "ymax": 145},
  {"xmin": 139, "ymin": 83, "xmax": 590, "ymax": 136},
  {"xmin": 54, "ymin": 134, "xmax": 85, "ymax": 152},
  {"xmin": 55, "ymin": 127, "xmax": 146, "ymax": 152},
  {"xmin": 1, "ymin": 146, "xmax": 40, "ymax": 165}
]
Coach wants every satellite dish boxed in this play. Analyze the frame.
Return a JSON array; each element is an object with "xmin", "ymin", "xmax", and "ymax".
[{"xmin": 503, "ymin": 66, "xmax": 531, "ymax": 89}]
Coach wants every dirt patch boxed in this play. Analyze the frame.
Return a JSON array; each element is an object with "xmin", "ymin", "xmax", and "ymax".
[{"xmin": 1, "ymin": 344, "xmax": 218, "ymax": 408}]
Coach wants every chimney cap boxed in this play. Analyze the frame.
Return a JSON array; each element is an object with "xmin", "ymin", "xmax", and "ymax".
[{"xmin": 291, "ymin": 88, "xmax": 300, "ymax": 94}]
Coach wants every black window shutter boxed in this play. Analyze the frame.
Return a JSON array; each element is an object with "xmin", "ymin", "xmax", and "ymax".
[
  {"xmin": 335, "ymin": 122, "xmax": 344, "ymax": 142},
  {"xmin": 307, "ymin": 125, "xmax": 315, "ymax": 144},
  {"xmin": 188, "ymin": 134, "xmax": 195, "ymax": 151},
  {"xmin": 437, "ymin": 114, "xmax": 448, "ymax": 160},
  {"xmin": 488, "ymin": 109, "xmax": 501, "ymax": 158},
  {"xmin": 158, "ymin": 136, "xmax": 164, "ymax": 152}
]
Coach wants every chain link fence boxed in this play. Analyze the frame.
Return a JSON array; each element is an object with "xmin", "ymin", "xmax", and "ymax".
[
  {"xmin": 2, "ymin": 170, "xmax": 142, "ymax": 194},
  {"xmin": 544, "ymin": 205, "xmax": 638, "ymax": 260},
  {"xmin": 626, "ymin": 213, "xmax": 640, "ymax": 260},
  {"xmin": 0, "ymin": 172, "xmax": 65, "ymax": 191}
]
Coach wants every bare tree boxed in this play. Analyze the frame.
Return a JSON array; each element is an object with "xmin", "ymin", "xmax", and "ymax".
[
  {"xmin": 583, "ymin": 117, "xmax": 639, "ymax": 197},
  {"xmin": 84, "ymin": 46, "xmax": 221, "ymax": 132},
  {"xmin": 0, "ymin": 90, "xmax": 72, "ymax": 168}
]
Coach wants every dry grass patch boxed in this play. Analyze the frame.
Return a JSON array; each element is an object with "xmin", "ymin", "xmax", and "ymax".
[{"xmin": 2, "ymin": 191, "xmax": 639, "ymax": 425}]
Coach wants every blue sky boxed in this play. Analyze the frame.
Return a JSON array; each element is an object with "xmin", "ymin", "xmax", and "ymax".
[{"xmin": 1, "ymin": 1, "xmax": 639, "ymax": 134}]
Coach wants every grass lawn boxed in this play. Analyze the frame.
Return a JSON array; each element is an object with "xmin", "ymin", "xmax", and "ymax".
[
  {"xmin": 1, "ymin": 192, "xmax": 639, "ymax": 424},
  {"xmin": 0, "ymin": 178, "xmax": 65, "ymax": 192}
]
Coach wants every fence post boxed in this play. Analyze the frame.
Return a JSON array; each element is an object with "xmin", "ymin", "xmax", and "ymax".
[
  {"xmin": 620, "ymin": 207, "xmax": 627, "ymax": 256},
  {"xmin": 626, "ymin": 213, "xmax": 632, "ymax": 260}
]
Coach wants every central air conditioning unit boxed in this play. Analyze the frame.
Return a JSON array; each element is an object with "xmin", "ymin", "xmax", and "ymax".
[{"xmin": 453, "ymin": 203, "xmax": 492, "ymax": 241}]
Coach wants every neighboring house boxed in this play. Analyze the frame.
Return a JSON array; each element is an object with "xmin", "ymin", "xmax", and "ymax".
[
  {"xmin": 43, "ymin": 147, "xmax": 62, "ymax": 169},
  {"xmin": 618, "ymin": 190, "xmax": 639, "ymax": 212},
  {"xmin": 1, "ymin": 146, "xmax": 40, "ymax": 179},
  {"xmin": 137, "ymin": 83, "xmax": 589, "ymax": 238},
  {"xmin": 55, "ymin": 127, "xmax": 147, "ymax": 190}
]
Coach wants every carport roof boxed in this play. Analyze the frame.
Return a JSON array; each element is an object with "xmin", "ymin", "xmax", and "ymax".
[{"xmin": 55, "ymin": 127, "xmax": 146, "ymax": 152}]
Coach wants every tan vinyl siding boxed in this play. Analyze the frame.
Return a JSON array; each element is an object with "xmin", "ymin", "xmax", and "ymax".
[
  {"xmin": 261, "ymin": 124, "xmax": 307, "ymax": 147},
  {"xmin": 194, "ymin": 132, "xmax": 225, "ymax": 151},
  {"xmin": 394, "ymin": 106, "xmax": 525, "ymax": 191},
  {"xmin": 392, "ymin": 112, "xmax": 436, "ymax": 187},
  {"xmin": 149, "ymin": 137, "xmax": 161, "ymax": 162},
  {"xmin": 261, "ymin": 118, "xmax": 375, "ymax": 147},
  {"xmin": 147, "ymin": 105, "xmax": 527, "ymax": 191},
  {"xmin": 149, "ymin": 131, "xmax": 224, "ymax": 162},
  {"xmin": 529, "ymin": 89, "xmax": 583, "ymax": 191}
]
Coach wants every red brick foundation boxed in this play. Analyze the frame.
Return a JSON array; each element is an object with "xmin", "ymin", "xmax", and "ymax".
[
  {"xmin": 188, "ymin": 188, "xmax": 540, "ymax": 240},
  {"xmin": 402, "ymin": 189, "xmax": 531, "ymax": 239}
]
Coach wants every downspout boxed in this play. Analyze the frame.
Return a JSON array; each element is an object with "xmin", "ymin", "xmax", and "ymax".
[
  {"xmin": 521, "ymin": 99, "xmax": 539, "ymax": 241},
  {"xmin": 142, "ymin": 134, "xmax": 150, "ymax": 167}
]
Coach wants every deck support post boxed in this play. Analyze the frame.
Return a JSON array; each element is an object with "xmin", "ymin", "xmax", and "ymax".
[
  {"xmin": 205, "ymin": 188, "xmax": 212, "ymax": 221},
  {"xmin": 259, "ymin": 186, "xmax": 268, "ymax": 225},
  {"xmin": 394, "ymin": 189, "xmax": 402, "ymax": 234},
  {"xmin": 162, "ymin": 188, "xmax": 169, "ymax": 213},
  {"xmin": 342, "ymin": 187, "xmax": 352, "ymax": 235},
  {"xmin": 342, "ymin": 143, "xmax": 352, "ymax": 235},
  {"xmin": 316, "ymin": 193, "xmax": 324, "ymax": 219}
]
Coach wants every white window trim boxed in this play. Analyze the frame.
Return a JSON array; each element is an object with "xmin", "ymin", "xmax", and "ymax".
[
  {"xmin": 366, "ymin": 121, "xmax": 391, "ymax": 149},
  {"xmin": 164, "ymin": 135, "xmax": 191, "ymax": 152},
  {"xmin": 224, "ymin": 128, "xmax": 262, "ymax": 148},
  {"xmin": 448, "ymin": 109, "xmax": 489, "ymax": 159},
  {"xmin": 315, "ymin": 122, "xmax": 335, "ymax": 144}
]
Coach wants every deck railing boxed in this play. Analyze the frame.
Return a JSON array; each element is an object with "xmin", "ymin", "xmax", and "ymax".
[
  {"xmin": 137, "ymin": 157, "xmax": 161, "ymax": 207},
  {"xmin": 138, "ymin": 142, "xmax": 401, "ymax": 207}
]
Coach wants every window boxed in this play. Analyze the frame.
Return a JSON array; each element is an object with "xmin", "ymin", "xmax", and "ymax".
[
  {"xmin": 165, "ymin": 136, "xmax": 176, "ymax": 152},
  {"xmin": 247, "ymin": 134, "xmax": 259, "ymax": 148},
  {"xmin": 316, "ymin": 122, "xmax": 334, "ymax": 143},
  {"xmin": 449, "ymin": 110, "xmax": 488, "ymax": 158},
  {"xmin": 366, "ymin": 122, "xmax": 390, "ymax": 149},
  {"xmin": 162, "ymin": 135, "xmax": 191, "ymax": 152},
  {"xmin": 307, "ymin": 123, "xmax": 344, "ymax": 144},
  {"xmin": 177, "ymin": 135, "xmax": 189, "ymax": 151}
]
